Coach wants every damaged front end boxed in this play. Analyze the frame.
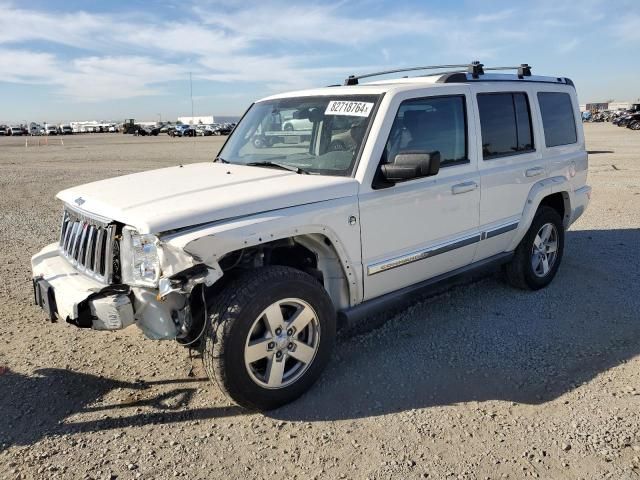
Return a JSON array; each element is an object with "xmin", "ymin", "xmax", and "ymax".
[{"xmin": 31, "ymin": 205, "xmax": 223, "ymax": 342}]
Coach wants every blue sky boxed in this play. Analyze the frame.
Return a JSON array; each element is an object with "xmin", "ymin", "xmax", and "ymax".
[{"xmin": 0, "ymin": 0, "xmax": 638, "ymax": 123}]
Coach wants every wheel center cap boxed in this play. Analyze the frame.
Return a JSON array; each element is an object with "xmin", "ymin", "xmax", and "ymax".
[{"xmin": 275, "ymin": 335, "xmax": 289, "ymax": 350}]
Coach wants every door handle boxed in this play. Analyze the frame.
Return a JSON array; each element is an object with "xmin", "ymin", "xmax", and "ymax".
[
  {"xmin": 451, "ymin": 181, "xmax": 478, "ymax": 195},
  {"xmin": 525, "ymin": 167, "xmax": 545, "ymax": 177}
]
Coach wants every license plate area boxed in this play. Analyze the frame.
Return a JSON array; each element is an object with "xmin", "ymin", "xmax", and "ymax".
[{"xmin": 33, "ymin": 278, "xmax": 58, "ymax": 321}]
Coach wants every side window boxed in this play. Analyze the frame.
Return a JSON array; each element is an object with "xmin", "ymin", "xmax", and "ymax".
[
  {"xmin": 537, "ymin": 92, "xmax": 577, "ymax": 147},
  {"xmin": 477, "ymin": 92, "xmax": 534, "ymax": 159},
  {"xmin": 383, "ymin": 95, "xmax": 467, "ymax": 168}
]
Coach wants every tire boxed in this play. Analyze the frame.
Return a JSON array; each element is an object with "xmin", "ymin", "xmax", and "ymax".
[
  {"xmin": 503, "ymin": 206, "xmax": 565, "ymax": 290},
  {"xmin": 202, "ymin": 266, "xmax": 336, "ymax": 410}
]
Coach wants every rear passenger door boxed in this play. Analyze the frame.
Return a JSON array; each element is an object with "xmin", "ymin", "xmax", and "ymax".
[{"xmin": 472, "ymin": 87, "xmax": 544, "ymax": 261}]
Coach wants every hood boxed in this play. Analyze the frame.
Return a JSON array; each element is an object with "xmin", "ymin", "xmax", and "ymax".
[{"xmin": 56, "ymin": 162, "xmax": 359, "ymax": 233}]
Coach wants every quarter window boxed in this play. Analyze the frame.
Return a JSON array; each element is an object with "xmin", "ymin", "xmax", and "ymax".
[
  {"xmin": 383, "ymin": 95, "xmax": 468, "ymax": 168},
  {"xmin": 537, "ymin": 92, "xmax": 577, "ymax": 147},
  {"xmin": 477, "ymin": 92, "xmax": 534, "ymax": 159}
]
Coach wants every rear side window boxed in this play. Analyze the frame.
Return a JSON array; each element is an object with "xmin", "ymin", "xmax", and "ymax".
[
  {"xmin": 537, "ymin": 92, "xmax": 577, "ymax": 147},
  {"xmin": 477, "ymin": 92, "xmax": 534, "ymax": 159}
]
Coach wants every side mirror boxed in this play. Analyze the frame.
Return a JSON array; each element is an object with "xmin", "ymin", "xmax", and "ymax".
[{"xmin": 380, "ymin": 151, "xmax": 440, "ymax": 182}]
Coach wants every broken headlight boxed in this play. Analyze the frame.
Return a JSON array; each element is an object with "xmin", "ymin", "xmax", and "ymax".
[{"xmin": 120, "ymin": 227, "xmax": 161, "ymax": 287}]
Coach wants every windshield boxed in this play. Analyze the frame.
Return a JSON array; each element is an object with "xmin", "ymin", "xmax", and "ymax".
[{"xmin": 218, "ymin": 95, "xmax": 381, "ymax": 176}]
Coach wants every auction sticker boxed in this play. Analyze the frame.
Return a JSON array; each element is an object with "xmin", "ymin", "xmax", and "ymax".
[{"xmin": 325, "ymin": 100, "xmax": 374, "ymax": 117}]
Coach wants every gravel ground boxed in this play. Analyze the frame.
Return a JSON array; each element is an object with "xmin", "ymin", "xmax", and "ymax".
[{"xmin": 0, "ymin": 124, "xmax": 639, "ymax": 480}]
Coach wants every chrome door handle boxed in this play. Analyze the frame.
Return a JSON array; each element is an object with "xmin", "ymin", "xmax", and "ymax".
[
  {"xmin": 525, "ymin": 167, "xmax": 545, "ymax": 177},
  {"xmin": 451, "ymin": 181, "xmax": 478, "ymax": 195}
]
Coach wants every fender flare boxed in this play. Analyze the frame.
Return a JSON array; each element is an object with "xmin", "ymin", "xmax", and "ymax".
[
  {"xmin": 506, "ymin": 176, "xmax": 573, "ymax": 251},
  {"xmin": 163, "ymin": 212, "xmax": 362, "ymax": 308}
]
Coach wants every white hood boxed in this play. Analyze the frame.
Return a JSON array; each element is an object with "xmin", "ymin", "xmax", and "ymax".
[{"xmin": 57, "ymin": 163, "xmax": 359, "ymax": 233}]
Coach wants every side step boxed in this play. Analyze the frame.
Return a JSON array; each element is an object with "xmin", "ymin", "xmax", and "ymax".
[{"xmin": 337, "ymin": 252, "xmax": 514, "ymax": 333}]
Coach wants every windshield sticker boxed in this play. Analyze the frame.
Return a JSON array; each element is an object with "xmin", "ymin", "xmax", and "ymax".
[{"xmin": 325, "ymin": 100, "xmax": 374, "ymax": 117}]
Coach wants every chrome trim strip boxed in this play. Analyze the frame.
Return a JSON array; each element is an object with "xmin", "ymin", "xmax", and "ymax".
[
  {"xmin": 366, "ymin": 221, "xmax": 520, "ymax": 276},
  {"xmin": 63, "ymin": 203, "xmax": 112, "ymax": 228},
  {"xmin": 367, "ymin": 233, "xmax": 481, "ymax": 276},
  {"xmin": 485, "ymin": 221, "xmax": 519, "ymax": 239}
]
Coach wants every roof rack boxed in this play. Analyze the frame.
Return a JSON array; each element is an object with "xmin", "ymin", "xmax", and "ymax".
[{"xmin": 343, "ymin": 61, "xmax": 533, "ymax": 85}]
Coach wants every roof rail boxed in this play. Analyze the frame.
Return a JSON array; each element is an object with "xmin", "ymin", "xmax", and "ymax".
[{"xmin": 343, "ymin": 61, "xmax": 533, "ymax": 85}]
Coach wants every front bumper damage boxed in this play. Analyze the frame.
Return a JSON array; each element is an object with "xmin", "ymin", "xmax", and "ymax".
[{"xmin": 31, "ymin": 243, "xmax": 187, "ymax": 339}]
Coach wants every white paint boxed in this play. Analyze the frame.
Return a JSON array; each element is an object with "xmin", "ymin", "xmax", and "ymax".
[{"xmin": 34, "ymin": 71, "xmax": 590, "ymax": 340}]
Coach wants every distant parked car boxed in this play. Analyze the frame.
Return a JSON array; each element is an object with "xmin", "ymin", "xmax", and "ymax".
[
  {"xmin": 212, "ymin": 124, "xmax": 233, "ymax": 136},
  {"xmin": 60, "ymin": 125, "xmax": 73, "ymax": 135},
  {"xmin": 170, "ymin": 125, "xmax": 196, "ymax": 137},
  {"xmin": 281, "ymin": 118, "xmax": 313, "ymax": 131},
  {"xmin": 7, "ymin": 125, "xmax": 25, "ymax": 136},
  {"xmin": 195, "ymin": 125, "xmax": 213, "ymax": 136},
  {"xmin": 46, "ymin": 125, "xmax": 58, "ymax": 135},
  {"xmin": 625, "ymin": 113, "xmax": 640, "ymax": 130},
  {"xmin": 0, "ymin": 125, "xmax": 7, "ymax": 136}
]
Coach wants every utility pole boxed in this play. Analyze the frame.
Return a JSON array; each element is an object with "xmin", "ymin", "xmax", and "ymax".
[{"xmin": 190, "ymin": 72, "xmax": 194, "ymax": 119}]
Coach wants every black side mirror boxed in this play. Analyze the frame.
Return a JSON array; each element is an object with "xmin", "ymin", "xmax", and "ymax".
[{"xmin": 380, "ymin": 151, "xmax": 440, "ymax": 182}]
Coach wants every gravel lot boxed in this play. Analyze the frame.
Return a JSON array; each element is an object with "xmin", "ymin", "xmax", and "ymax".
[{"xmin": 0, "ymin": 124, "xmax": 639, "ymax": 480}]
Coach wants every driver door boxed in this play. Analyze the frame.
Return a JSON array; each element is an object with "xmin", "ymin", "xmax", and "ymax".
[{"xmin": 358, "ymin": 91, "xmax": 481, "ymax": 300}]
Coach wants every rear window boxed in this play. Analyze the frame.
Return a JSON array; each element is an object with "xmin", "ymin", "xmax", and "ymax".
[
  {"xmin": 537, "ymin": 92, "xmax": 577, "ymax": 147},
  {"xmin": 477, "ymin": 92, "xmax": 534, "ymax": 159}
]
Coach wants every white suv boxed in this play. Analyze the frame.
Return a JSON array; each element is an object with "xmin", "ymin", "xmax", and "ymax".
[{"xmin": 32, "ymin": 63, "xmax": 591, "ymax": 410}]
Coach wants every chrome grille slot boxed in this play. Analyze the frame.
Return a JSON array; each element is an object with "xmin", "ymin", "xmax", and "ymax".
[{"xmin": 58, "ymin": 207, "xmax": 116, "ymax": 283}]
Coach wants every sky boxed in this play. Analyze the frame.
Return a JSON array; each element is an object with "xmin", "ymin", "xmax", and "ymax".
[{"xmin": 0, "ymin": 0, "xmax": 638, "ymax": 124}]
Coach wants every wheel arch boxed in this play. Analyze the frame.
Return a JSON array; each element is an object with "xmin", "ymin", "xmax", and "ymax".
[
  {"xmin": 175, "ymin": 225, "xmax": 361, "ymax": 311},
  {"xmin": 507, "ymin": 177, "xmax": 573, "ymax": 251}
]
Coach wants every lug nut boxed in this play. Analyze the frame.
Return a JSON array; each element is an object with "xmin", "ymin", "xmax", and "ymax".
[
  {"xmin": 267, "ymin": 342, "xmax": 275, "ymax": 349},
  {"xmin": 275, "ymin": 327, "xmax": 282, "ymax": 335},
  {"xmin": 287, "ymin": 328, "xmax": 293, "ymax": 336},
  {"xmin": 276, "ymin": 351, "xmax": 283, "ymax": 359},
  {"xmin": 287, "ymin": 342, "xmax": 294, "ymax": 350}
]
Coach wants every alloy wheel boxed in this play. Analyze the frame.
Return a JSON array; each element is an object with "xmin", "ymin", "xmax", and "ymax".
[
  {"xmin": 244, "ymin": 298, "xmax": 320, "ymax": 389},
  {"xmin": 531, "ymin": 222, "xmax": 559, "ymax": 277}
]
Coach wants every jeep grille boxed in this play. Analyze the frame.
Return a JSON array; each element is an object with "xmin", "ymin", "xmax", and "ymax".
[{"xmin": 59, "ymin": 207, "xmax": 117, "ymax": 283}]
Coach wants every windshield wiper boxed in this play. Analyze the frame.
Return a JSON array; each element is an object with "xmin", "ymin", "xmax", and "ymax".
[
  {"xmin": 214, "ymin": 156, "xmax": 229, "ymax": 164},
  {"xmin": 246, "ymin": 161, "xmax": 309, "ymax": 174}
]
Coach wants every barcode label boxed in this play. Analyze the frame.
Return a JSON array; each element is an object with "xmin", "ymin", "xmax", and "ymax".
[{"xmin": 325, "ymin": 100, "xmax": 374, "ymax": 117}]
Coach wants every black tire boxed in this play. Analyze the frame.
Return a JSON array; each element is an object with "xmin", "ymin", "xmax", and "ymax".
[
  {"xmin": 202, "ymin": 266, "xmax": 336, "ymax": 410},
  {"xmin": 504, "ymin": 206, "xmax": 565, "ymax": 290}
]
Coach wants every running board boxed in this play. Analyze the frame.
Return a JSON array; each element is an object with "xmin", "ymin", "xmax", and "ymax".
[{"xmin": 338, "ymin": 252, "xmax": 514, "ymax": 332}]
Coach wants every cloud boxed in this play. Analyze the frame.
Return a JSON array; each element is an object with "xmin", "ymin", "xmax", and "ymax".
[
  {"xmin": 0, "ymin": 47, "xmax": 186, "ymax": 101},
  {"xmin": 0, "ymin": 0, "xmax": 628, "ymax": 107}
]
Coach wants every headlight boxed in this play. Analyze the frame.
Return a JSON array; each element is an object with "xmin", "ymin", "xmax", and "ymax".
[{"xmin": 121, "ymin": 227, "xmax": 161, "ymax": 287}]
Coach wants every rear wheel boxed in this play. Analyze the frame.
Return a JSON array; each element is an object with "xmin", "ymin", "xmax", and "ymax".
[
  {"xmin": 202, "ymin": 266, "xmax": 336, "ymax": 410},
  {"xmin": 504, "ymin": 206, "xmax": 564, "ymax": 290}
]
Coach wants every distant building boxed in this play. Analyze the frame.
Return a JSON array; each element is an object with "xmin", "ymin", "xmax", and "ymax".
[
  {"xmin": 607, "ymin": 102, "xmax": 630, "ymax": 111},
  {"xmin": 178, "ymin": 116, "xmax": 214, "ymax": 125},
  {"xmin": 583, "ymin": 102, "xmax": 631, "ymax": 112}
]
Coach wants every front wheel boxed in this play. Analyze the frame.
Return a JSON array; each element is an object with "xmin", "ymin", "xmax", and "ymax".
[
  {"xmin": 504, "ymin": 206, "xmax": 565, "ymax": 290},
  {"xmin": 202, "ymin": 266, "xmax": 336, "ymax": 410}
]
